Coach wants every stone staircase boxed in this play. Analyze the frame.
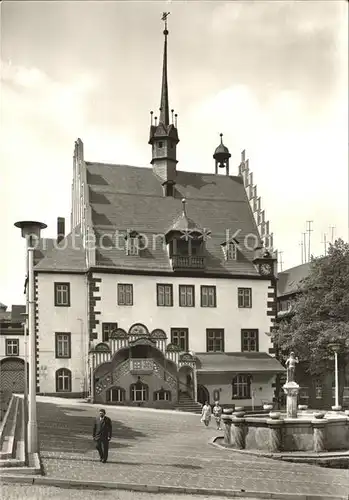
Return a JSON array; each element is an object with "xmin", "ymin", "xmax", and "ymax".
[
  {"xmin": 175, "ymin": 392, "xmax": 202, "ymax": 414},
  {"xmin": 0, "ymin": 395, "xmax": 41, "ymax": 476}
]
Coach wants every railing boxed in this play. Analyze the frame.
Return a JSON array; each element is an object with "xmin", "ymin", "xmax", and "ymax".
[
  {"xmin": 129, "ymin": 359, "xmax": 154, "ymax": 374},
  {"xmin": 0, "ymin": 390, "xmax": 12, "ymax": 422},
  {"xmin": 172, "ymin": 255, "xmax": 205, "ymax": 269}
]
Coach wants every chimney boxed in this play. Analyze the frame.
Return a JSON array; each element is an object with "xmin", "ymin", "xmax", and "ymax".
[{"xmin": 57, "ymin": 217, "xmax": 65, "ymax": 243}]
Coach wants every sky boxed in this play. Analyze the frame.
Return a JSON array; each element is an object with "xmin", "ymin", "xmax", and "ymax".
[{"xmin": 1, "ymin": 0, "xmax": 348, "ymax": 307}]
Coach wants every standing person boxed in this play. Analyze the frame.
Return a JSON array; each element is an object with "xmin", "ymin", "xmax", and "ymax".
[
  {"xmin": 201, "ymin": 401, "xmax": 212, "ymax": 427},
  {"xmin": 213, "ymin": 401, "xmax": 222, "ymax": 430},
  {"xmin": 92, "ymin": 408, "xmax": 112, "ymax": 463}
]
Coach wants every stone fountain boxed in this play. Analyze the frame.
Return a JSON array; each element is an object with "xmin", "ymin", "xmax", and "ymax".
[{"xmin": 220, "ymin": 352, "xmax": 349, "ymax": 455}]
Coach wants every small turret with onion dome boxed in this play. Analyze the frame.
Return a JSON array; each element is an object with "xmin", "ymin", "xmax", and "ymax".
[{"xmin": 213, "ymin": 133, "xmax": 231, "ymax": 175}]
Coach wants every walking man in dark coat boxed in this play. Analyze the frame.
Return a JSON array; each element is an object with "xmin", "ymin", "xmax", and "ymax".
[{"xmin": 92, "ymin": 408, "xmax": 112, "ymax": 463}]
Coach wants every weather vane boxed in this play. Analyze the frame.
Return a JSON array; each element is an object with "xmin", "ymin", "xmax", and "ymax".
[{"xmin": 162, "ymin": 12, "xmax": 170, "ymax": 31}]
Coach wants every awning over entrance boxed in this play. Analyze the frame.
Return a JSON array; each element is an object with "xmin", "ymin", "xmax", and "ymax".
[{"xmin": 195, "ymin": 352, "xmax": 285, "ymax": 373}]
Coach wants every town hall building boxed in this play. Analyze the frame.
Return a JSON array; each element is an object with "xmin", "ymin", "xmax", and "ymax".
[{"xmin": 33, "ymin": 17, "xmax": 284, "ymax": 410}]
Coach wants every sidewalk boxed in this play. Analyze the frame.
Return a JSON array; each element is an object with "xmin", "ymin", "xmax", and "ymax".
[{"xmin": 3, "ymin": 398, "xmax": 349, "ymax": 499}]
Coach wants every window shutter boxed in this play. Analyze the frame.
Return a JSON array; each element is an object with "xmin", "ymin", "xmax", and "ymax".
[
  {"xmin": 201, "ymin": 286, "xmax": 207, "ymax": 307},
  {"xmin": 158, "ymin": 285, "xmax": 164, "ymax": 306}
]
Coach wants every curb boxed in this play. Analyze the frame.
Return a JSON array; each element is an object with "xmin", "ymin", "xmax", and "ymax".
[
  {"xmin": 0, "ymin": 475, "xmax": 348, "ymax": 500},
  {"xmin": 210, "ymin": 436, "xmax": 349, "ymax": 468}
]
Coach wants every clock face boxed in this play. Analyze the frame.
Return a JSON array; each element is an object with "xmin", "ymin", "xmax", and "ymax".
[{"xmin": 260, "ymin": 263, "xmax": 272, "ymax": 275}]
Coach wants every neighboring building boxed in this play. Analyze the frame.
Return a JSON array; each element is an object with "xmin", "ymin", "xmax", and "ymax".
[
  {"xmin": 277, "ymin": 263, "xmax": 311, "ymax": 321},
  {"xmin": 33, "ymin": 19, "xmax": 284, "ymax": 409},
  {"xmin": 277, "ymin": 264, "xmax": 349, "ymax": 409},
  {"xmin": 0, "ymin": 303, "xmax": 27, "ymax": 394}
]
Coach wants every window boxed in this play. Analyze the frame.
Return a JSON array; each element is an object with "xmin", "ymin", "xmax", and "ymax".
[
  {"xmin": 206, "ymin": 329, "xmax": 224, "ymax": 352},
  {"xmin": 5, "ymin": 339, "xmax": 19, "ymax": 356},
  {"xmin": 201, "ymin": 286, "xmax": 216, "ymax": 307},
  {"xmin": 179, "ymin": 285, "xmax": 195, "ymax": 307},
  {"xmin": 171, "ymin": 328, "xmax": 189, "ymax": 352},
  {"xmin": 55, "ymin": 333, "xmax": 71, "ymax": 358},
  {"xmin": 102, "ymin": 323, "xmax": 118, "ymax": 342},
  {"xmin": 241, "ymin": 329, "xmax": 259, "ymax": 352},
  {"xmin": 54, "ymin": 283, "xmax": 70, "ymax": 307},
  {"xmin": 157, "ymin": 284, "xmax": 173, "ymax": 307},
  {"xmin": 126, "ymin": 237, "xmax": 140, "ymax": 256},
  {"xmin": 299, "ymin": 387, "xmax": 309, "ymax": 401},
  {"xmin": 154, "ymin": 389, "xmax": 171, "ymax": 401},
  {"xmin": 106, "ymin": 387, "xmax": 125, "ymax": 403},
  {"xmin": 232, "ymin": 374, "xmax": 251, "ymax": 399},
  {"xmin": 222, "ymin": 242, "xmax": 237, "ymax": 260},
  {"xmin": 118, "ymin": 284, "xmax": 133, "ymax": 305},
  {"xmin": 158, "ymin": 141, "xmax": 163, "ymax": 148},
  {"xmin": 56, "ymin": 368, "xmax": 72, "ymax": 392},
  {"xmin": 238, "ymin": 288, "xmax": 252, "ymax": 308},
  {"xmin": 130, "ymin": 381, "xmax": 148, "ymax": 402},
  {"xmin": 315, "ymin": 380, "xmax": 323, "ymax": 399}
]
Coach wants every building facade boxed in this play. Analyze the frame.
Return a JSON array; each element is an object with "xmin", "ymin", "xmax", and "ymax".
[
  {"xmin": 33, "ymin": 19, "xmax": 284, "ymax": 409},
  {"xmin": 0, "ymin": 303, "xmax": 27, "ymax": 396}
]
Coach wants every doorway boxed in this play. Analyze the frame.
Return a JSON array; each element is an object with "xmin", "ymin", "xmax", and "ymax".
[{"xmin": 197, "ymin": 384, "xmax": 209, "ymax": 405}]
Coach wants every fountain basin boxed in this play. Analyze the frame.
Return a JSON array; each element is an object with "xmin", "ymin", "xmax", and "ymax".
[{"xmin": 221, "ymin": 410, "xmax": 349, "ymax": 453}]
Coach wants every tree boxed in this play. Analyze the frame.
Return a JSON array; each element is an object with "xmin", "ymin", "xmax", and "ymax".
[{"xmin": 274, "ymin": 239, "xmax": 349, "ymax": 402}]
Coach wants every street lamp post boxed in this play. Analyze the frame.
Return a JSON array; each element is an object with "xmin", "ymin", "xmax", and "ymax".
[
  {"xmin": 329, "ymin": 342, "xmax": 342, "ymax": 411},
  {"xmin": 20, "ymin": 312, "xmax": 29, "ymax": 466},
  {"xmin": 15, "ymin": 221, "xmax": 47, "ymax": 454}
]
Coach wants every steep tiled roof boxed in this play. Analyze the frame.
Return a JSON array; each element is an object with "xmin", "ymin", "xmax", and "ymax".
[
  {"xmin": 277, "ymin": 263, "xmax": 312, "ymax": 297},
  {"xmin": 195, "ymin": 352, "xmax": 285, "ymax": 373},
  {"xmin": 34, "ymin": 238, "xmax": 56, "ymax": 266},
  {"xmin": 87, "ymin": 162, "xmax": 262, "ymax": 276},
  {"xmin": 0, "ymin": 304, "xmax": 25, "ymax": 323},
  {"xmin": 11, "ymin": 305, "xmax": 26, "ymax": 322},
  {"xmin": 34, "ymin": 231, "xmax": 86, "ymax": 272}
]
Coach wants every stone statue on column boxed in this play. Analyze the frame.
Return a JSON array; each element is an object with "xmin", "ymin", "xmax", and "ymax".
[
  {"xmin": 283, "ymin": 352, "xmax": 300, "ymax": 418},
  {"xmin": 285, "ymin": 352, "xmax": 299, "ymax": 383}
]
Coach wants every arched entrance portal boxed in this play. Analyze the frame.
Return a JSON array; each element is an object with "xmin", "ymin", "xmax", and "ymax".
[
  {"xmin": 178, "ymin": 365, "xmax": 194, "ymax": 399},
  {"xmin": 0, "ymin": 358, "xmax": 28, "ymax": 393},
  {"xmin": 197, "ymin": 384, "xmax": 210, "ymax": 405}
]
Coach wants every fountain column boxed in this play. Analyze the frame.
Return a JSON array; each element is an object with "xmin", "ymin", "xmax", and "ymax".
[{"xmin": 283, "ymin": 381, "xmax": 299, "ymax": 418}]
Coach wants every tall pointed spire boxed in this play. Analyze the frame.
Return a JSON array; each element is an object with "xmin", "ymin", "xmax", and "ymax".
[
  {"xmin": 159, "ymin": 12, "xmax": 170, "ymax": 126},
  {"xmin": 149, "ymin": 12, "xmax": 179, "ymax": 188}
]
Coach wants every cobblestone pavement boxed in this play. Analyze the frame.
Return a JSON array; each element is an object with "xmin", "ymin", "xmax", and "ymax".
[
  {"xmin": 1, "ymin": 484, "xmax": 261, "ymax": 500},
  {"xmin": 35, "ymin": 398, "xmax": 349, "ymax": 497}
]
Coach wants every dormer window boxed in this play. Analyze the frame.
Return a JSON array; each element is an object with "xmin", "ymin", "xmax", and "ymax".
[
  {"xmin": 222, "ymin": 241, "xmax": 237, "ymax": 261},
  {"xmin": 125, "ymin": 230, "xmax": 140, "ymax": 256},
  {"xmin": 127, "ymin": 238, "xmax": 139, "ymax": 256}
]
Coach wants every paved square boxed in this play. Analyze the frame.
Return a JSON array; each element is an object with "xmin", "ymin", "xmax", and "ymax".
[{"xmin": 36, "ymin": 397, "xmax": 349, "ymax": 497}]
